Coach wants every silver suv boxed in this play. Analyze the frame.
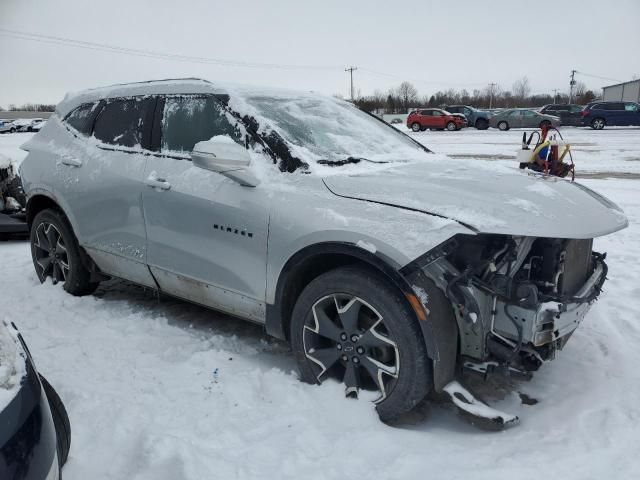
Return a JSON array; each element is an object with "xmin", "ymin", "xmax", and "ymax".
[{"xmin": 19, "ymin": 79, "xmax": 627, "ymax": 425}]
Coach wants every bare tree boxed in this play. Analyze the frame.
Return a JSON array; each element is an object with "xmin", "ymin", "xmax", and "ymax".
[
  {"xmin": 396, "ymin": 81, "xmax": 418, "ymax": 112},
  {"xmin": 512, "ymin": 76, "xmax": 531, "ymax": 101}
]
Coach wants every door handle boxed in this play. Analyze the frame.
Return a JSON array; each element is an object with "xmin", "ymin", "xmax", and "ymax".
[
  {"xmin": 145, "ymin": 172, "xmax": 171, "ymax": 191},
  {"xmin": 61, "ymin": 155, "xmax": 82, "ymax": 167}
]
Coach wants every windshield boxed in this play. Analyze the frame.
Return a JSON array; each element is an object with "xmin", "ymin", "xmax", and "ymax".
[{"xmin": 241, "ymin": 93, "xmax": 430, "ymax": 165}]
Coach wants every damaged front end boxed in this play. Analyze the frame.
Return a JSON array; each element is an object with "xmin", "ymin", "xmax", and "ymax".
[
  {"xmin": 429, "ymin": 234, "xmax": 605, "ymax": 372},
  {"xmin": 404, "ymin": 233, "xmax": 607, "ymax": 428}
]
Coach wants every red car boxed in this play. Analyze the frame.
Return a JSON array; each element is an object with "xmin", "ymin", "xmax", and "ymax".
[{"xmin": 406, "ymin": 108, "xmax": 467, "ymax": 132}]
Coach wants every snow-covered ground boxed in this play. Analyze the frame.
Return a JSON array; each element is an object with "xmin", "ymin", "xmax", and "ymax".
[{"xmin": 1, "ymin": 129, "xmax": 639, "ymax": 479}]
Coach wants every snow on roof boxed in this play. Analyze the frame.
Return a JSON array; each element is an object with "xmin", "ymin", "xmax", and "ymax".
[
  {"xmin": 55, "ymin": 77, "xmax": 331, "ymax": 118},
  {"xmin": 56, "ymin": 78, "xmax": 224, "ymax": 117}
]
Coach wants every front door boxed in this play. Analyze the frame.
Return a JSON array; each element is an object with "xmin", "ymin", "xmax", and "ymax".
[{"xmin": 142, "ymin": 95, "xmax": 270, "ymax": 322}]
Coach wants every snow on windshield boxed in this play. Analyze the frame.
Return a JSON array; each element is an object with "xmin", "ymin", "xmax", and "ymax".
[{"xmin": 226, "ymin": 86, "xmax": 430, "ymax": 167}]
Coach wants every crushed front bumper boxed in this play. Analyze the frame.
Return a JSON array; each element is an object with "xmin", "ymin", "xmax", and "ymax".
[{"xmin": 489, "ymin": 252, "xmax": 607, "ymax": 356}]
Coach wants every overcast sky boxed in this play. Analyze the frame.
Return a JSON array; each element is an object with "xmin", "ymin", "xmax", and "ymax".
[{"xmin": 1, "ymin": 0, "xmax": 639, "ymax": 107}]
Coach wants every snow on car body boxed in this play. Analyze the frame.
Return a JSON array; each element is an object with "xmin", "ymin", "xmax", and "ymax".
[{"xmin": 18, "ymin": 78, "xmax": 628, "ymax": 425}]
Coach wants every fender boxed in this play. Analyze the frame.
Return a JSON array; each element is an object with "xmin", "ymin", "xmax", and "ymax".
[{"xmin": 266, "ymin": 242, "xmax": 456, "ymax": 390}]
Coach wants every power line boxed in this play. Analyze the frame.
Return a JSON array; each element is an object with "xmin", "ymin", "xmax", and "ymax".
[
  {"xmin": 575, "ymin": 70, "xmax": 624, "ymax": 83},
  {"xmin": 0, "ymin": 28, "xmax": 342, "ymax": 71}
]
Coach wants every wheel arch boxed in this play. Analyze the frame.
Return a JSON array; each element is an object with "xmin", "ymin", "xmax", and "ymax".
[
  {"xmin": 26, "ymin": 193, "xmax": 63, "ymax": 228},
  {"xmin": 267, "ymin": 241, "xmax": 459, "ymax": 393},
  {"xmin": 267, "ymin": 242, "xmax": 418, "ymax": 341}
]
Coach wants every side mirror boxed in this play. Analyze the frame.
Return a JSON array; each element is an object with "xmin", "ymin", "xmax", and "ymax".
[{"xmin": 191, "ymin": 137, "xmax": 260, "ymax": 187}]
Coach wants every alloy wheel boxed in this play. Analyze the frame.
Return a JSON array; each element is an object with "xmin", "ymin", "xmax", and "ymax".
[
  {"xmin": 303, "ymin": 294, "xmax": 399, "ymax": 403},
  {"xmin": 446, "ymin": 122, "xmax": 456, "ymax": 131},
  {"xmin": 593, "ymin": 119, "xmax": 605, "ymax": 130},
  {"xmin": 411, "ymin": 123, "xmax": 421, "ymax": 132},
  {"xmin": 33, "ymin": 222, "xmax": 70, "ymax": 284}
]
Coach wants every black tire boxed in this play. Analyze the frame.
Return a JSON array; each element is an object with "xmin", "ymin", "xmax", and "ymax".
[
  {"xmin": 475, "ymin": 118, "xmax": 489, "ymax": 130},
  {"xmin": 290, "ymin": 265, "xmax": 431, "ymax": 422},
  {"xmin": 39, "ymin": 375, "xmax": 71, "ymax": 467},
  {"xmin": 10, "ymin": 128, "xmax": 16, "ymax": 133},
  {"xmin": 591, "ymin": 118, "xmax": 605, "ymax": 130},
  {"xmin": 411, "ymin": 122, "xmax": 421, "ymax": 132},
  {"xmin": 27, "ymin": 127, "xmax": 33, "ymax": 132},
  {"xmin": 446, "ymin": 121, "xmax": 456, "ymax": 131},
  {"xmin": 30, "ymin": 208, "xmax": 99, "ymax": 295},
  {"xmin": 497, "ymin": 121, "xmax": 509, "ymax": 131}
]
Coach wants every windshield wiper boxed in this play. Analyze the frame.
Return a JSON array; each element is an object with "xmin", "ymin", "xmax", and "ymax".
[{"xmin": 317, "ymin": 157, "xmax": 389, "ymax": 167}]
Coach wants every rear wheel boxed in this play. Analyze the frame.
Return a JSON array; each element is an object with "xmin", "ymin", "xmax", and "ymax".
[
  {"xmin": 497, "ymin": 121, "xmax": 509, "ymax": 131},
  {"xmin": 40, "ymin": 375, "xmax": 71, "ymax": 467},
  {"xmin": 290, "ymin": 266, "xmax": 431, "ymax": 422},
  {"xmin": 591, "ymin": 118, "xmax": 605, "ymax": 130},
  {"xmin": 411, "ymin": 122, "xmax": 421, "ymax": 132},
  {"xmin": 446, "ymin": 121, "xmax": 456, "ymax": 131},
  {"xmin": 30, "ymin": 209, "xmax": 99, "ymax": 295}
]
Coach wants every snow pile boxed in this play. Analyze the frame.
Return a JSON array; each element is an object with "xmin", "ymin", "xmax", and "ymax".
[
  {"xmin": 1, "ymin": 130, "xmax": 640, "ymax": 478},
  {"xmin": 0, "ymin": 321, "xmax": 27, "ymax": 411}
]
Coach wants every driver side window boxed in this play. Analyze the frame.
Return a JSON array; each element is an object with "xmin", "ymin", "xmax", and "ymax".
[{"xmin": 161, "ymin": 96, "xmax": 243, "ymax": 155}]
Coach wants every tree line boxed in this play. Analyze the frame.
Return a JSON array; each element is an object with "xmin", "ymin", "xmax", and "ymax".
[
  {"xmin": 352, "ymin": 77, "xmax": 598, "ymax": 114},
  {"xmin": 0, "ymin": 103, "xmax": 56, "ymax": 112}
]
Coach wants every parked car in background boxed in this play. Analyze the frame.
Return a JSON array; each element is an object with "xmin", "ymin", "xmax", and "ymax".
[
  {"xmin": 0, "ymin": 120, "xmax": 16, "ymax": 134},
  {"xmin": 17, "ymin": 119, "xmax": 46, "ymax": 133},
  {"xmin": 406, "ymin": 108, "xmax": 467, "ymax": 131},
  {"xmin": 19, "ymin": 78, "xmax": 628, "ymax": 425},
  {"xmin": 580, "ymin": 101, "xmax": 640, "ymax": 129},
  {"xmin": 1, "ymin": 320, "xmax": 71, "ymax": 480},
  {"xmin": 539, "ymin": 104, "xmax": 583, "ymax": 127},
  {"xmin": 489, "ymin": 108, "xmax": 560, "ymax": 131},
  {"xmin": 442, "ymin": 105, "xmax": 491, "ymax": 129}
]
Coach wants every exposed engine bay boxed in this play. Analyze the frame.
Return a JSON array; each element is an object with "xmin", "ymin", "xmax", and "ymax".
[{"xmin": 414, "ymin": 233, "xmax": 607, "ymax": 376}]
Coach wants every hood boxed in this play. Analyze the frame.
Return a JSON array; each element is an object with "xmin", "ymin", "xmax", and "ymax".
[{"xmin": 323, "ymin": 161, "xmax": 628, "ymax": 239}]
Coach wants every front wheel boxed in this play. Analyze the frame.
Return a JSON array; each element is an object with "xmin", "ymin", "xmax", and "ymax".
[
  {"xmin": 30, "ymin": 209, "xmax": 100, "ymax": 295},
  {"xmin": 497, "ymin": 121, "xmax": 509, "ymax": 131},
  {"xmin": 411, "ymin": 122, "xmax": 421, "ymax": 132},
  {"xmin": 446, "ymin": 121, "xmax": 457, "ymax": 131},
  {"xmin": 290, "ymin": 266, "xmax": 431, "ymax": 422}
]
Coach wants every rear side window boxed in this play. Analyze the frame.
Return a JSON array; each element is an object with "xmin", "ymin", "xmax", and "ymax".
[
  {"xmin": 93, "ymin": 97, "xmax": 155, "ymax": 148},
  {"xmin": 65, "ymin": 102, "xmax": 99, "ymax": 135},
  {"xmin": 625, "ymin": 103, "xmax": 639, "ymax": 112},
  {"xmin": 161, "ymin": 96, "xmax": 242, "ymax": 154}
]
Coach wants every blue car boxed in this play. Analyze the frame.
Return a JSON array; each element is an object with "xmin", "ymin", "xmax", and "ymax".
[
  {"xmin": 581, "ymin": 101, "xmax": 640, "ymax": 129},
  {"xmin": 0, "ymin": 321, "xmax": 70, "ymax": 480}
]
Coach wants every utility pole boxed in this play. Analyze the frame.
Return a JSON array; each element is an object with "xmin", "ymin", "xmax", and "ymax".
[
  {"xmin": 488, "ymin": 83, "xmax": 497, "ymax": 109},
  {"xmin": 552, "ymin": 89, "xmax": 560, "ymax": 104},
  {"xmin": 569, "ymin": 70, "xmax": 576, "ymax": 104},
  {"xmin": 345, "ymin": 66, "xmax": 358, "ymax": 101}
]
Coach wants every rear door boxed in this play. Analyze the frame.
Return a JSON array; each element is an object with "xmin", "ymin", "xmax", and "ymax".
[
  {"xmin": 79, "ymin": 96, "xmax": 158, "ymax": 287},
  {"xmin": 605, "ymin": 102, "xmax": 625, "ymax": 125},
  {"xmin": 141, "ymin": 95, "xmax": 270, "ymax": 321}
]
